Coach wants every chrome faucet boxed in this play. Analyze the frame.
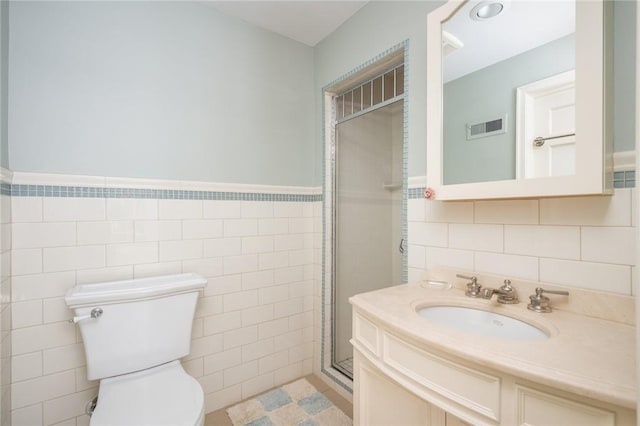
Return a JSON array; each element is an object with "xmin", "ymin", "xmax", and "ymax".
[
  {"xmin": 480, "ymin": 279, "xmax": 519, "ymax": 304},
  {"xmin": 527, "ymin": 287, "xmax": 569, "ymax": 313},
  {"xmin": 456, "ymin": 274, "xmax": 482, "ymax": 298}
]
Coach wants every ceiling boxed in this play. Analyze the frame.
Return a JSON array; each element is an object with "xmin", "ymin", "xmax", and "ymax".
[{"xmin": 205, "ymin": 1, "xmax": 369, "ymax": 47}]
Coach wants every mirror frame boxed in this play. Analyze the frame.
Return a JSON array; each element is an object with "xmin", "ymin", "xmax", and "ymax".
[{"xmin": 426, "ymin": 0, "xmax": 613, "ymax": 200}]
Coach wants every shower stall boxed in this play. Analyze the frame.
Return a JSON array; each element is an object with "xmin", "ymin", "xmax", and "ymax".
[{"xmin": 330, "ymin": 62, "xmax": 406, "ymax": 379}]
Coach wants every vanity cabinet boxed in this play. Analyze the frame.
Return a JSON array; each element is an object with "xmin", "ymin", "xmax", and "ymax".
[{"xmin": 352, "ymin": 310, "xmax": 635, "ymax": 426}]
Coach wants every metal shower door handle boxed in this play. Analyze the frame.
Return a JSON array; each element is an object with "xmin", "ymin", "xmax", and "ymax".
[{"xmin": 399, "ymin": 239, "xmax": 406, "ymax": 254}]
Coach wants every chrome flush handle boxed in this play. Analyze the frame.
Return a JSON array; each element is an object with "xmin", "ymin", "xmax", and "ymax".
[{"xmin": 70, "ymin": 307, "xmax": 103, "ymax": 324}]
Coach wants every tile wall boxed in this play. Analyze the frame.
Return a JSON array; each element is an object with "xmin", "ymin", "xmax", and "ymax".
[
  {"xmin": 407, "ymin": 189, "xmax": 636, "ymax": 296},
  {"xmin": 6, "ymin": 173, "xmax": 322, "ymax": 425},
  {"xmin": 1, "ymin": 174, "xmax": 11, "ymax": 426}
]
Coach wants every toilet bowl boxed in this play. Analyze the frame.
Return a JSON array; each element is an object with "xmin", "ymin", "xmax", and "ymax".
[{"xmin": 65, "ymin": 273, "xmax": 207, "ymax": 426}]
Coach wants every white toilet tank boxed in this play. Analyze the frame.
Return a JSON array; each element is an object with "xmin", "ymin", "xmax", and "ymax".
[{"xmin": 65, "ymin": 273, "xmax": 207, "ymax": 381}]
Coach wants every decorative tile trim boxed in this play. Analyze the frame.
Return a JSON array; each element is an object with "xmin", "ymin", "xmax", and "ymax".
[
  {"xmin": 7, "ymin": 184, "xmax": 322, "ymax": 202},
  {"xmin": 613, "ymin": 171, "xmax": 636, "ymax": 188}
]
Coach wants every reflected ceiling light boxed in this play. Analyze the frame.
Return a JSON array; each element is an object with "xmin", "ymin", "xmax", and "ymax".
[{"xmin": 470, "ymin": 1, "xmax": 504, "ymax": 21}]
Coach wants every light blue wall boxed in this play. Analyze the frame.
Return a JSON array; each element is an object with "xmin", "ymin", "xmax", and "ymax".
[
  {"xmin": 614, "ymin": 0, "xmax": 637, "ymax": 153},
  {"xmin": 8, "ymin": 1, "xmax": 315, "ymax": 186},
  {"xmin": 0, "ymin": 1, "xmax": 8, "ymax": 169},
  {"xmin": 314, "ymin": 1, "xmax": 444, "ymax": 184},
  {"xmin": 443, "ymin": 35, "xmax": 575, "ymax": 185}
]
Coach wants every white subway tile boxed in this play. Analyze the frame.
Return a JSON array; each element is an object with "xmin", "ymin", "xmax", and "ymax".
[
  {"xmin": 106, "ymin": 242, "xmax": 157, "ymax": 266},
  {"xmin": 12, "ymin": 300, "xmax": 43, "ymax": 329},
  {"xmin": 258, "ymin": 218, "xmax": 288, "ymax": 235},
  {"xmin": 76, "ymin": 265, "xmax": 133, "ymax": 285},
  {"xmin": 289, "ymin": 218, "xmax": 314, "ymax": 234},
  {"xmin": 274, "ymin": 203, "xmax": 303, "ymax": 218},
  {"xmin": 198, "ymin": 372, "xmax": 224, "ymax": 394},
  {"xmin": 12, "ymin": 249, "xmax": 43, "ymax": 276},
  {"xmin": 581, "ymin": 227, "xmax": 635, "ymax": 265},
  {"xmin": 203, "ymin": 347, "xmax": 242, "ymax": 375},
  {"xmin": 203, "ymin": 200, "xmax": 241, "ymax": 219},
  {"xmin": 504, "ymin": 225, "xmax": 580, "ymax": 260},
  {"xmin": 12, "ymin": 272, "xmax": 76, "ymax": 301},
  {"xmin": 11, "ymin": 369, "xmax": 75, "ymax": 409},
  {"xmin": 241, "ymin": 373, "xmax": 274, "ymax": 400},
  {"xmin": 44, "ymin": 388, "xmax": 97, "ymax": 426},
  {"xmin": 242, "ymin": 339, "xmax": 274, "ymax": 362},
  {"xmin": 12, "ymin": 352, "xmax": 43, "ymax": 382},
  {"xmin": 134, "ymin": 261, "xmax": 182, "ymax": 278},
  {"xmin": 258, "ymin": 252, "xmax": 289, "ymax": 270},
  {"xmin": 204, "ymin": 274, "xmax": 242, "ymax": 296},
  {"xmin": 182, "ymin": 358, "xmax": 203, "ymax": 378},
  {"xmin": 258, "ymin": 350, "xmax": 289, "ymax": 374},
  {"xmin": 242, "ymin": 236, "xmax": 274, "ymax": 254},
  {"xmin": 407, "ymin": 244, "xmax": 425, "ymax": 269},
  {"xmin": 202, "ymin": 238, "xmax": 241, "ymax": 258},
  {"xmin": 425, "ymin": 200, "xmax": 474, "ymax": 223},
  {"xmin": 11, "ymin": 403, "xmax": 43, "ymax": 426},
  {"xmin": 43, "ymin": 298, "xmax": 73, "ymax": 323},
  {"xmin": 241, "ymin": 201, "xmax": 274, "ymax": 218},
  {"xmin": 159, "ymin": 240, "xmax": 202, "ymax": 262},
  {"xmin": 13, "ymin": 222, "xmax": 76, "ymax": 249},
  {"xmin": 203, "ymin": 311, "xmax": 242, "ymax": 336},
  {"xmin": 274, "ymin": 362, "xmax": 303, "ymax": 386},
  {"xmin": 192, "ymin": 319, "xmax": 204, "ymax": 339},
  {"xmin": 224, "ymin": 219, "xmax": 258, "ymax": 237},
  {"xmin": 475, "ymin": 251, "xmax": 539, "ymax": 281},
  {"xmin": 134, "ymin": 220, "xmax": 181, "ymax": 242},
  {"xmin": 186, "ymin": 334, "xmax": 223, "ymax": 360},
  {"xmin": 289, "ymin": 281, "xmax": 313, "ymax": 298},
  {"xmin": 44, "ymin": 198, "xmax": 105, "ymax": 222},
  {"xmin": 77, "ymin": 221, "xmax": 133, "ymax": 245},
  {"xmin": 425, "ymin": 247, "xmax": 474, "ymax": 271},
  {"xmin": 223, "ymin": 360, "xmax": 258, "ymax": 386},
  {"xmin": 274, "ymin": 267, "xmax": 304, "ymax": 285},
  {"xmin": 204, "ymin": 384, "xmax": 241, "ymax": 413},
  {"xmin": 241, "ymin": 270, "xmax": 275, "ymax": 291},
  {"xmin": 258, "ymin": 285, "xmax": 289, "ymax": 305},
  {"xmin": 12, "ymin": 322, "xmax": 77, "ymax": 355},
  {"xmin": 242, "ymin": 304, "xmax": 274, "ymax": 326},
  {"xmin": 289, "ymin": 249, "xmax": 313, "ymax": 266},
  {"xmin": 75, "ymin": 367, "xmax": 98, "ymax": 392},
  {"xmin": 12, "ymin": 197, "xmax": 43, "ymax": 223},
  {"xmin": 223, "ymin": 290, "xmax": 258, "ymax": 312},
  {"xmin": 159, "ymin": 199, "xmax": 202, "ymax": 220},
  {"xmin": 44, "ymin": 245, "xmax": 105, "ymax": 272},
  {"xmin": 475, "ymin": 200, "xmax": 539, "ymax": 224},
  {"xmin": 540, "ymin": 258, "xmax": 631, "ymax": 294},
  {"xmin": 274, "ymin": 329, "xmax": 303, "ymax": 351},
  {"xmin": 289, "ymin": 342, "xmax": 313, "ymax": 364},
  {"xmin": 107, "ymin": 199, "xmax": 158, "ymax": 220},
  {"xmin": 182, "ymin": 258, "xmax": 223, "ymax": 277},
  {"xmin": 274, "ymin": 298, "xmax": 303, "ymax": 318},
  {"xmin": 224, "ymin": 254, "xmax": 258, "ymax": 275},
  {"xmin": 408, "ymin": 268, "xmax": 423, "ymax": 285},
  {"xmin": 408, "ymin": 222, "xmax": 447, "ymax": 247},
  {"xmin": 540, "ymin": 190, "xmax": 632, "ymax": 226},
  {"xmin": 449, "ymin": 224, "xmax": 503, "ymax": 252},
  {"xmin": 43, "ymin": 343, "xmax": 85, "ymax": 374},
  {"xmin": 274, "ymin": 234, "xmax": 305, "ymax": 252},
  {"xmin": 223, "ymin": 326, "xmax": 258, "ymax": 350},
  {"xmin": 195, "ymin": 296, "xmax": 223, "ymax": 318},
  {"xmin": 407, "ymin": 199, "xmax": 425, "ymax": 222},
  {"xmin": 183, "ymin": 220, "xmax": 223, "ymax": 240}
]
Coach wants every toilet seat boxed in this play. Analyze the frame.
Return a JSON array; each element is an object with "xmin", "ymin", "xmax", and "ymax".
[{"xmin": 91, "ymin": 360, "xmax": 204, "ymax": 426}]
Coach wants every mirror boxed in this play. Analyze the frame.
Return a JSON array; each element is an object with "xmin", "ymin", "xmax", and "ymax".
[{"xmin": 427, "ymin": 0, "xmax": 612, "ymax": 200}]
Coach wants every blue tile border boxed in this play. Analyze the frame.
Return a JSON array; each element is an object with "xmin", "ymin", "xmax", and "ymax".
[
  {"xmin": 2, "ymin": 183, "xmax": 322, "ymax": 202},
  {"xmin": 613, "ymin": 170, "xmax": 636, "ymax": 189}
]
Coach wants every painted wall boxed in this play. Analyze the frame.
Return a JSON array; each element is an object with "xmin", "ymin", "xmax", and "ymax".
[
  {"xmin": 614, "ymin": 0, "xmax": 637, "ymax": 153},
  {"xmin": 8, "ymin": 1, "xmax": 315, "ymax": 186},
  {"xmin": 1, "ymin": 0, "xmax": 8, "ymax": 169},
  {"xmin": 443, "ymin": 35, "xmax": 575, "ymax": 185}
]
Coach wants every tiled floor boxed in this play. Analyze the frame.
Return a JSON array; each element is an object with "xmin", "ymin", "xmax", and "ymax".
[{"xmin": 204, "ymin": 375, "xmax": 353, "ymax": 426}]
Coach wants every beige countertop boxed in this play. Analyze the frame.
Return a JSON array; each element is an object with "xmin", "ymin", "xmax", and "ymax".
[{"xmin": 350, "ymin": 282, "xmax": 636, "ymax": 409}]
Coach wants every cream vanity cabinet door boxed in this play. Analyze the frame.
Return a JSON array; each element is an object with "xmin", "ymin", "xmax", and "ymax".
[{"xmin": 516, "ymin": 385, "xmax": 616, "ymax": 426}]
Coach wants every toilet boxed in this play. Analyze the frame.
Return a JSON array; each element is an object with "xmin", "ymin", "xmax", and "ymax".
[{"xmin": 65, "ymin": 273, "xmax": 207, "ymax": 426}]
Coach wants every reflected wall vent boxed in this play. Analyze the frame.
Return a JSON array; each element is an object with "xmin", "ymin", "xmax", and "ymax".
[{"xmin": 466, "ymin": 114, "xmax": 507, "ymax": 140}]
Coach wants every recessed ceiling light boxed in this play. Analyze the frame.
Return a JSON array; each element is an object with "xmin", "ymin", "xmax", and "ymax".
[{"xmin": 470, "ymin": 2, "xmax": 504, "ymax": 21}]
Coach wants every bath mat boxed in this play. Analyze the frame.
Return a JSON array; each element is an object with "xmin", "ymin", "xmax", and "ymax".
[{"xmin": 226, "ymin": 378, "xmax": 352, "ymax": 426}]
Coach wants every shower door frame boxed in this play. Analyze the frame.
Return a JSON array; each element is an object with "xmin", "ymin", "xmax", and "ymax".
[{"xmin": 320, "ymin": 41, "xmax": 409, "ymax": 392}]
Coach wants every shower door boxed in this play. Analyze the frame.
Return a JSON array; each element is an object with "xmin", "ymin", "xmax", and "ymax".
[{"xmin": 332, "ymin": 100, "xmax": 404, "ymax": 378}]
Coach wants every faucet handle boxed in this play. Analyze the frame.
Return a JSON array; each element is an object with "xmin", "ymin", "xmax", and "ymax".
[
  {"xmin": 528, "ymin": 287, "xmax": 569, "ymax": 313},
  {"xmin": 457, "ymin": 274, "xmax": 482, "ymax": 297},
  {"xmin": 496, "ymin": 279, "xmax": 518, "ymax": 304}
]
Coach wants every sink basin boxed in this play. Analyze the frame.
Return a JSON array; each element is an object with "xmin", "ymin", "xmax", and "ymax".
[{"xmin": 417, "ymin": 306, "xmax": 549, "ymax": 341}]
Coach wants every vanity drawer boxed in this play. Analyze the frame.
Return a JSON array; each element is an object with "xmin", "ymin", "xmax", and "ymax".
[
  {"xmin": 382, "ymin": 332, "xmax": 501, "ymax": 422},
  {"xmin": 516, "ymin": 385, "xmax": 615, "ymax": 426},
  {"xmin": 354, "ymin": 312, "xmax": 380, "ymax": 356}
]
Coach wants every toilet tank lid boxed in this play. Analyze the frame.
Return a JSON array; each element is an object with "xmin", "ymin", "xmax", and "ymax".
[{"xmin": 65, "ymin": 273, "xmax": 206, "ymax": 308}]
